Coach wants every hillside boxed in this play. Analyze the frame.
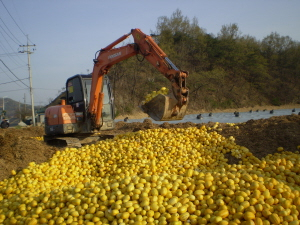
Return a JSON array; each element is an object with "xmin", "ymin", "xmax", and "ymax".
[
  {"xmin": 106, "ymin": 12, "xmax": 300, "ymax": 115},
  {"xmin": 0, "ymin": 98, "xmax": 43, "ymax": 121}
]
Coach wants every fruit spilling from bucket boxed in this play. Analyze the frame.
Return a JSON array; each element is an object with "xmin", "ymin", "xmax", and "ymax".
[{"xmin": 142, "ymin": 87, "xmax": 169, "ymax": 104}]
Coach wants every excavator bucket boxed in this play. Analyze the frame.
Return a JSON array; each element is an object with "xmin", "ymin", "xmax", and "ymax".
[{"xmin": 140, "ymin": 94, "xmax": 187, "ymax": 121}]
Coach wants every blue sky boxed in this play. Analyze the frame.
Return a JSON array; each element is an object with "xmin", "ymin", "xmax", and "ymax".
[{"xmin": 1, "ymin": 0, "xmax": 300, "ymax": 106}]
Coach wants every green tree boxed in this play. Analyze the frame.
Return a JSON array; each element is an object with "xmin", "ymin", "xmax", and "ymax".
[
  {"xmin": 154, "ymin": 9, "xmax": 207, "ymax": 72},
  {"xmin": 261, "ymin": 32, "xmax": 300, "ymax": 104},
  {"xmin": 216, "ymin": 24, "xmax": 243, "ymax": 73}
]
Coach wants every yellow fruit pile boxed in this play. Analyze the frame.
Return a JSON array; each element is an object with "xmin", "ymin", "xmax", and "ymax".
[
  {"xmin": 143, "ymin": 87, "xmax": 169, "ymax": 104},
  {"xmin": 30, "ymin": 136, "xmax": 44, "ymax": 141},
  {"xmin": 1, "ymin": 126, "xmax": 300, "ymax": 224}
]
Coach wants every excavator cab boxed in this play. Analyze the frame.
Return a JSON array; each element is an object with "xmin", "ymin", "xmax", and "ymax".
[
  {"xmin": 44, "ymin": 74, "xmax": 115, "ymax": 147},
  {"xmin": 66, "ymin": 74, "xmax": 115, "ymax": 132},
  {"xmin": 45, "ymin": 74, "xmax": 115, "ymax": 136}
]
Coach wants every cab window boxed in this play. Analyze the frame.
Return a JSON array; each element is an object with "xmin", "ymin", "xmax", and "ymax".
[{"xmin": 67, "ymin": 77, "xmax": 83, "ymax": 103}]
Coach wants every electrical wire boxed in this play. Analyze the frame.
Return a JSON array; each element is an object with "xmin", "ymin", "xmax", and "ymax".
[
  {"xmin": 0, "ymin": 0, "xmax": 35, "ymax": 50},
  {"xmin": 0, "ymin": 0, "xmax": 27, "ymax": 38},
  {"xmin": 0, "ymin": 16, "xmax": 22, "ymax": 45},
  {"xmin": 0, "ymin": 64, "xmax": 23, "ymax": 87},
  {"xmin": 0, "ymin": 59, "xmax": 29, "ymax": 87},
  {"xmin": 0, "ymin": 1, "xmax": 29, "ymax": 66},
  {"xmin": 0, "ymin": 64, "xmax": 26, "ymax": 72},
  {"xmin": 0, "ymin": 88, "xmax": 28, "ymax": 93},
  {"xmin": 0, "ymin": 78, "xmax": 28, "ymax": 85},
  {"xmin": 35, "ymin": 88, "xmax": 62, "ymax": 91},
  {"xmin": 0, "ymin": 87, "xmax": 61, "ymax": 94},
  {"xmin": 0, "ymin": 52, "xmax": 20, "ymax": 57},
  {"xmin": 0, "ymin": 30, "xmax": 25, "ymax": 66}
]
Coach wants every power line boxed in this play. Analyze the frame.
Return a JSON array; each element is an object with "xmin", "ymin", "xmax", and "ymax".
[
  {"xmin": 0, "ymin": 78, "xmax": 28, "ymax": 85},
  {"xmin": 0, "ymin": 0, "xmax": 27, "ymax": 38},
  {"xmin": 0, "ymin": 63, "xmax": 23, "ymax": 87},
  {"xmin": 35, "ymin": 88, "xmax": 62, "ymax": 91},
  {"xmin": 0, "ymin": 16, "xmax": 22, "ymax": 45},
  {"xmin": 0, "ymin": 59, "xmax": 29, "ymax": 87},
  {"xmin": 0, "ymin": 52, "xmax": 20, "ymax": 57},
  {"xmin": 0, "ymin": 88, "xmax": 27, "ymax": 93},
  {"xmin": 0, "ymin": 86, "xmax": 59, "ymax": 91},
  {"xmin": 0, "ymin": 4, "xmax": 27, "ymax": 65},
  {"xmin": 0, "ymin": 64, "xmax": 26, "ymax": 72},
  {"xmin": 0, "ymin": 30, "xmax": 24, "ymax": 66}
]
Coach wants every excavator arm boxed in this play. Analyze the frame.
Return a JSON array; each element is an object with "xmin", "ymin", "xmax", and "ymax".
[{"xmin": 89, "ymin": 28, "xmax": 189, "ymax": 128}]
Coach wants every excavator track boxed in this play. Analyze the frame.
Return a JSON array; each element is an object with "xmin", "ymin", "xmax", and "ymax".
[{"xmin": 44, "ymin": 134, "xmax": 115, "ymax": 148}]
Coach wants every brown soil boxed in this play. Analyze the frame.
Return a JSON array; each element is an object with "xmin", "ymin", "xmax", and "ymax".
[
  {"xmin": 1, "ymin": 114, "xmax": 300, "ymax": 181},
  {"xmin": 0, "ymin": 127, "xmax": 60, "ymax": 181}
]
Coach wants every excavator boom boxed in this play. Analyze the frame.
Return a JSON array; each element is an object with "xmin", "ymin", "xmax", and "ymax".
[{"xmin": 89, "ymin": 28, "xmax": 189, "ymax": 128}]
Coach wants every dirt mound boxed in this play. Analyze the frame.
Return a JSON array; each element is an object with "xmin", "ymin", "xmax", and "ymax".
[
  {"xmin": 220, "ymin": 114, "xmax": 300, "ymax": 158},
  {"xmin": 1, "ymin": 115, "xmax": 300, "ymax": 181},
  {"xmin": 0, "ymin": 127, "xmax": 60, "ymax": 181}
]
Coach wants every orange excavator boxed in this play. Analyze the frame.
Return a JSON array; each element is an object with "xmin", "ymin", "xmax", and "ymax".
[{"xmin": 44, "ymin": 28, "xmax": 189, "ymax": 146}]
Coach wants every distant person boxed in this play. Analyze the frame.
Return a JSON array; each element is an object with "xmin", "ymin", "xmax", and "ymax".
[{"xmin": 1, "ymin": 119, "xmax": 9, "ymax": 129}]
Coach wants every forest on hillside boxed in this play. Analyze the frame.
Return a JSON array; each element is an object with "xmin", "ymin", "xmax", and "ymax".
[
  {"xmin": 109, "ymin": 9, "xmax": 300, "ymax": 114},
  {"xmin": 107, "ymin": 10, "xmax": 300, "ymax": 115},
  {"xmin": 3, "ymin": 10, "xmax": 299, "ymax": 120}
]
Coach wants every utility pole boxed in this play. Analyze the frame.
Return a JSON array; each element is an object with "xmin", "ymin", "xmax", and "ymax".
[
  {"xmin": 24, "ymin": 93, "xmax": 26, "ymax": 113},
  {"xmin": 19, "ymin": 35, "xmax": 36, "ymax": 126},
  {"xmin": 2, "ymin": 96, "xmax": 4, "ymax": 111},
  {"xmin": 19, "ymin": 101, "xmax": 21, "ymax": 121},
  {"xmin": 1, "ymin": 96, "xmax": 7, "ymax": 120}
]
